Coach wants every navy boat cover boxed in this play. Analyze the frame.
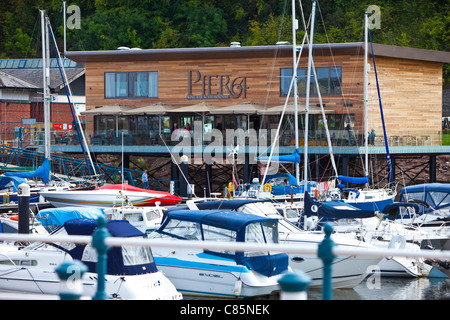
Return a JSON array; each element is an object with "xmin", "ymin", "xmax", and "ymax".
[
  {"xmin": 158, "ymin": 210, "xmax": 289, "ymax": 277},
  {"xmin": 61, "ymin": 219, "xmax": 158, "ymax": 275}
]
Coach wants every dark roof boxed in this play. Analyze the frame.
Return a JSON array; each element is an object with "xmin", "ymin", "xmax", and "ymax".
[
  {"xmin": 65, "ymin": 43, "xmax": 450, "ymax": 64},
  {"xmin": 0, "ymin": 68, "xmax": 85, "ymax": 90},
  {"xmin": 0, "ymin": 70, "xmax": 38, "ymax": 89}
]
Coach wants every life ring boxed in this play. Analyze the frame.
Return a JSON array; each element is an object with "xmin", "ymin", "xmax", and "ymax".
[
  {"xmin": 388, "ymin": 235, "xmax": 406, "ymax": 249},
  {"xmin": 10, "ymin": 215, "xmax": 19, "ymax": 221},
  {"xmin": 263, "ymin": 183, "xmax": 272, "ymax": 192}
]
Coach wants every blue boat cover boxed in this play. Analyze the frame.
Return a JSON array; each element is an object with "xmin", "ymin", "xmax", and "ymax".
[
  {"xmin": 61, "ymin": 219, "xmax": 158, "ymax": 275},
  {"xmin": 37, "ymin": 207, "xmax": 105, "ymax": 229},
  {"xmin": 167, "ymin": 199, "xmax": 272, "ymax": 213},
  {"xmin": 158, "ymin": 210, "xmax": 289, "ymax": 277},
  {"xmin": 0, "ymin": 176, "xmax": 26, "ymax": 192},
  {"xmin": 4, "ymin": 158, "xmax": 50, "ymax": 183},
  {"xmin": 338, "ymin": 175, "xmax": 369, "ymax": 184},
  {"xmin": 257, "ymin": 148, "xmax": 301, "ymax": 163},
  {"xmin": 303, "ymin": 192, "xmax": 375, "ymax": 220},
  {"xmin": 400, "ymin": 183, "xmax": 450, "ymax": 215},
  {"xmin": 164, "ymin": 210, "xmax": 277, "ymax": 232},
  {"xmin": 382, "ymin": 202, "xmax": 420, "ymax": 214}
]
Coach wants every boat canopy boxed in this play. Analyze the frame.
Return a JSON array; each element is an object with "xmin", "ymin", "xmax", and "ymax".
[
  {"xmin": 382, "ymin": 202, "xmax": 420, "ymax": 220},
  {"xmin": 36, "ymin": 207, "xmax": 105, "ymax": 231},
  {"xmin": 257, "ymin": 148, "xmax": 301, "ymax": 164},
  {"xmin": 155, "ymin": 210, "xmax": 289, "ymax": 277},
  {"xmin": 400, "ymin": 183, "xmax": 450, "ymax": 215},
  {"xmin": 303, "ymin": 192, "xmax": 375, "ymax": 220},
  {"xmin": 4, "ymin": 158, "xmax": 50, "ymax": 183},
  {"xmin": 338, "ymin": 175, "xmax": 369, "ymax": 184},
  {"xmin": 264, "ymin": 173, "xmax": 316, "ymax": 195},
  {"xmin": 168, "ymin": 199, "xmax": 271, "ymax": 213},
  {"xmin": 60, "ymin": 219, "xmax": 158, "ymax": 276},
  {"xmin": 0, "ymin": 176, "xmax": 26, "ymax": 192}
]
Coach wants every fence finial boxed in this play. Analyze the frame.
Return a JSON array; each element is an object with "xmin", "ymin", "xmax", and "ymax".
[
  {"xmin": 318, "ymin": 223, "xmax": 336, "ymax": 300},
  {"xmin": 92, "ymin": 216, "xmax": 111, "ymax": 300}
]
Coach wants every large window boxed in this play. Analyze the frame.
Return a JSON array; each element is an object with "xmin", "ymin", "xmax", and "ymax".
[
  {"xmin": 105, "ymin": 71, "xmax": 158, "ymax": 98},
  {"xmin": 280, "ymin": 67, "xmax": 341, "ymax": 97}
]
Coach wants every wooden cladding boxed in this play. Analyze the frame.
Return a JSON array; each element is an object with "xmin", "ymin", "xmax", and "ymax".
[
  {"xmin": 85, "ymin": 53, "xmax": 361, "ymax": 110},
  {"xmin": 83, "ymin": 48, "xmax": 443, "ymax": 139}
]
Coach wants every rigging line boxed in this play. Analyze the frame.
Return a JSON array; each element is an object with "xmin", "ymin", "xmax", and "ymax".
[
  {"xmin": 257, "ymin": 0, "xmax": 290, "ymax": 152},
  {"xmin": 159, "ymin": 134, "xmax": 196, "ymax": 198},
  {"xmin": 368, "ymin": 27, "xmax": 394, "ymax": 185},
  {"xmin": 260, "ymin": 29, "xmax": 308, "ymax": 188},
  {"xmin": 316, "ymin": 4, "xmax": 370, "ymax": 174},
  {"xmin": 48, "ymin": 24, "xmax": 96, "ymax": 176}
]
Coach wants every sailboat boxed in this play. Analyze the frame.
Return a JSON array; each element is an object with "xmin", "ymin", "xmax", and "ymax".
[{"xmin": 337, "ymin": 11, "xmax": 396, "ymax": 212}]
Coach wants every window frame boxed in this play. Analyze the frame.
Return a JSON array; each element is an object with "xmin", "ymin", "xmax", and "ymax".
[
  {"xmin": 104, "ymin": 71, "xmax": 158, "ymax": 99},
  {"xmin": 280, "ymin": 66, "xmax": 342, "ymax": 97}
]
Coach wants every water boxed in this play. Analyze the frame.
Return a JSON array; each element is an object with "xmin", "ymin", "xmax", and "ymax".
[{"xmin": 307, "ymin": 277, "xmax": 449, "ymax": 300}]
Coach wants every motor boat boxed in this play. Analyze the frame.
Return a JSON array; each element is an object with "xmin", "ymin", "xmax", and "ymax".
[
  {"xmin": 36, "ymin": 205, "xmax": 164, "ymax": 235},
  {"xmin": 0, "ymin": 219, "xmax": 182, "ymax": 299},
  {"xmin": 302, "ymin": 193, "xmax": 445, "ymax": 278},
  {"xmin": 39, "ymin": 183, "xmax": 182, "ymax": 208},
  {"xmin": 148, "ymin": 209, "xmax": 289, "ymax": 298},
  {"xmin": 169, "ymin": 198, "xmax": 383, "ymax": 289},
  {"xmin": 396, "ymin": 183, "xmax": 450, "ymax": 236}
]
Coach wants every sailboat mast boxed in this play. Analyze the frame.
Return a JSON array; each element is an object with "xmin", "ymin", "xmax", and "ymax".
[
  {"xmin": 364, "ymin": 11, "xmax": 369, "ymax": 182},
  {"xmin": 304, "ymin": 0, "xmax": 316, "ymax": 191},
  {"xmin": 292, "ymin": 0, "xmax": 300, "ymax": 184},
  {"xmin": 41, "ymin": 10, "xmax": 51, "ymax": 160}
]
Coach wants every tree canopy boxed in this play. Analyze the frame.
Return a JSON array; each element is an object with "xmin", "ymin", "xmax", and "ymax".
[{"xmin": 0, "ymin": 0, "xmax": 448, "ymax": 81}]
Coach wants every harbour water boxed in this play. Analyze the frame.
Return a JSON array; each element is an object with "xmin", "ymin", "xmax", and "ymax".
[{"xmin": 307, "ymin": 277, "xmax": 449, "ymax": 300}]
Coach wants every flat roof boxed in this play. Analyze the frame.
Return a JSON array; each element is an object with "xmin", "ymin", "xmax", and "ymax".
[{"xmin": 66, "ymin": 42, "xmax": 450, "ymax": 64}]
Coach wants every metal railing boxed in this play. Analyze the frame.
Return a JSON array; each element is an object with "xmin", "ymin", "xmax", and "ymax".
[{"xmin": 0, "ymin": 219, "xmax": 449, "ymax": 300}]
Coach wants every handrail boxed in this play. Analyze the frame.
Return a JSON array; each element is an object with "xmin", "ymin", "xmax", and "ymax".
[
  {"xmin": 1, "ymin": 232, "xmax": 448, "ymax": 261},
  {"xmin": 0, "ymin": 226, "xmax": 449, "ymax": 300}
]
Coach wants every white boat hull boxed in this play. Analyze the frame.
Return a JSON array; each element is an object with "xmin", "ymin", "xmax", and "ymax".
[
  {"xmin": 40, "ymin": 189, "xmax": 162, "ymax": 208},
  {"xmin": 153, "ymin": 251, "xmax": 282, "ymax": 298},
  {"xmin": 0, "ymin": 245, "xmax": 181, "ymax": 300},
  {"xmin": 282, "ymin": 232, "xmax": 382, "ymax": 288}
]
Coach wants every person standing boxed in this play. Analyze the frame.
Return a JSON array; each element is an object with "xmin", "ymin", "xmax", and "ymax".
[
  {"xmin": 142, "ymin": 170, "xmax": 149, "ymax": 189},
  {"xmin": 369, "ymin": 129, "xmax": 376, "ymax": 145}
]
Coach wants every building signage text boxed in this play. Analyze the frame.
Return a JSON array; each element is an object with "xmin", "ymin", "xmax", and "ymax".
[{"xmin": 187, "ymin": 69, "xmax": 248, "ymax": 99}]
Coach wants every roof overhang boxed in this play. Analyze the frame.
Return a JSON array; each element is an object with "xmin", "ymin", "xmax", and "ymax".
[{"xmin": 66, "ymin": 43, "xmax": 450, "ymax": 64}]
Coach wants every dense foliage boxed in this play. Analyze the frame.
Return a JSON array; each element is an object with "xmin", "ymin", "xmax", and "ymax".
[{"xmin": 0, "ymin": 0, "xmax": 448, "ymax": 81}]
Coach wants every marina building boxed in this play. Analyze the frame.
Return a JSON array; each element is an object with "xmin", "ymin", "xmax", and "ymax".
[
  {"xmin": 66, "ymin": 43, "xmax": 449, "ymax": 150},
  {"xmin": 2, "ymin": 43, "xmax": 449, "ymax": 193}
]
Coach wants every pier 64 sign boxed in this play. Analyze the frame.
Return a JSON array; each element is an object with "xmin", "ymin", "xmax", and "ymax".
[{"xmin": 187, "ymin": 69, "xmax": 248, "ymax": 99}]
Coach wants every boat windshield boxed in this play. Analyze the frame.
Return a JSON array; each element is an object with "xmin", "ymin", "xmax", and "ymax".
[
  {"xmin": 152, "ymin": 219, "xmax": 202, "ymax": 240},
  {"xmin": 239, "ymin": 202, "xmax": 279, "ymax": 215},
  {"xmin": 122, "ymin": 244, "xmax": 154, "ymax": 266},
  {"xmin": 81, "ymin": 237, "xmax": 154, "ymax": 266},
  {"xmin": 244, "ymin": 221, "xmax": 278, "ymax": 257}
]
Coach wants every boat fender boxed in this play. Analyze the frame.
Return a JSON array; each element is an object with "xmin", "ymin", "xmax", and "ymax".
[
  {"xmin": 388, "ymin": 235, "xmax": 406, "ymax": 249},
  {"xmin": 233, "ymin": 279, "xmax": 242, "ymax": 297},
  {"xmin": 227, "ymin": 182, "xmax": 234, "ymax": 199},
  {"xmin": 263, "ymin": 183, "xmax": 272, "ymax": 192},
  {"xmin": 10, "ymin": 215, "xmax": 19, "ymax": 221}
]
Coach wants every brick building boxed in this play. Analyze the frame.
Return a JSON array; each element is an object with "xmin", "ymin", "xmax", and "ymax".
[{"xmin": 0, "ymin": 58, "xmax": 85, "ymax": 147}]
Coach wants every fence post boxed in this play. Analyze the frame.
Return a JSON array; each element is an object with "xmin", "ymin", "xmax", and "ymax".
[
  {"xmin": 318, "ymin": 223, "xmax": 335, "ymax": 300},
  {"xmin": 92, "ymin": 216, "xmax": 111, "ymax": 300},
  {"xmin": 55, "ymin": 260, "xmax": 87, "ymax": 300},
  {"xmin": 278, "ymin": 271, "xmax": 312, "ymax": 300}
]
